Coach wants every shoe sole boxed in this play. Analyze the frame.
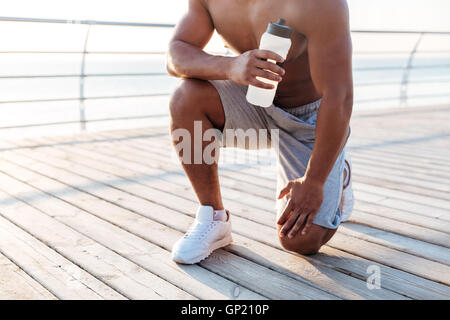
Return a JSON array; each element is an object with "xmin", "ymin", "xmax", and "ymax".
[{"xmin": 172, "ymin": 234, "xmax": 233, "ymax": 265}]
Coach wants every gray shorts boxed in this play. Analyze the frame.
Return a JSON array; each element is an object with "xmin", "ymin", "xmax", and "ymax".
[{"xmin": 210, "ymin": 79, "xmax": 348, "ymax": 229}]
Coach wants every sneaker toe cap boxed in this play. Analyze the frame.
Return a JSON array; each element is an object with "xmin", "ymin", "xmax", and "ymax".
[{"xmin": 171, "ymin": 242, "xmax": 206, "ymax": 264}]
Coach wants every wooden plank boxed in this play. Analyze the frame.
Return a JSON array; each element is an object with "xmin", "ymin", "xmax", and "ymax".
[
  {"xmin": 352, "ymin": 182, "xmax": 450, "ymax": 211},
  {"xmin": 353, "ymin": 200, "xmax": 450, "ymax": 234},
  {"xmin": 353, "ymin": 151, "xmax": 450, "ymax": 180},
  {"xmin": 0, "ymin": 165, "xmax": 264, "ymax": 300},
  {"xmin": 0, "ymin": 157, "xmax": 336, "ymax": 300},
  {"xmin": 349, "ymin": 210, "xmax": 450, "ymax": 248},
  {"xmin": 355, "ymin": 144, "xmax": 450, "ymax": 164},
  {"xmin": 351, "ymin": 161, "xmax": 450, "ymax": 193},
  {"xmin": 0, "ymin": 181, "xmax": 195, "ymax": 300},
  {"xmin": 310, "ymin": 246, "xmax": 449, "ymax": 300},
  {"xmin": 339, "ymin": 222, "xmax": 450, "ymax": 264},
  {"xmin": 348, "ymin": 127, "xmax": 450, "ymax": 146},
  {"xmin": 0, "ymin": 253, "xmax": 56, "ymax": 300},
  {"xmin": 354, "ymin": 189, "xmax": 450, "ymax": 221},
  {"xmin": 0, "ymin": 215, "xmax": 124, "ymax": 300},
  {"xmin": 6, "ymin": 145, "xmax": 450, "ymax": 293},
  {"xmin": 351, "ymin": 173, "xmax": 450, "ymax": 202}
]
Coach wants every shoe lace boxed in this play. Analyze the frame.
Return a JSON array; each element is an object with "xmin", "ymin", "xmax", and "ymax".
[{"xmin": 184, "ymin": 221, "xmax": 217, "ymax": 240}]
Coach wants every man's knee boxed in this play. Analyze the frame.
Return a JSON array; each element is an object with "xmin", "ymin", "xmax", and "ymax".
[
  {"xmin": 169, "ymin": 79, "xmax": 221, "ymax": 123},
  {"xmin": 277, "ymin": 224, "xmax": 337, "ymax": 256},
  {"xmin": 279, "ymin": 236, "xmax": 323, "ymax": 256},
  {"xmin": 170, "ymin": 79, "xmax": 201, "ymax": 118}
]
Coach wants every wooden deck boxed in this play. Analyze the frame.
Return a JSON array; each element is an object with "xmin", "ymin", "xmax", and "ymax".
[{"xmin": 0, "ymin": 104, "xmax": 449, "ymax": 300}]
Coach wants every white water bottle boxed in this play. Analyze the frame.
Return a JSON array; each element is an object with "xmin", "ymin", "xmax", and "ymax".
[{"xmin": 246, "ymin": 18, "xmax": 292, "ymax": 108}]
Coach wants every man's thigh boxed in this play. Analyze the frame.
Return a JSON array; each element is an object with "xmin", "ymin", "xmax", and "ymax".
[{"xmin": 209, "ymin": 80, "xmax": 274, "ymax": 149}]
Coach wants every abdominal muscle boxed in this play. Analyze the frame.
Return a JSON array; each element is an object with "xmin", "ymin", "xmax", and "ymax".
[
  {"xmin": 247, "ymin": 58, "xmax": 321, "ymax": 108},
  {"xmin": 274, "ymin": 77, "xmax": 321, "ymax": 109}
]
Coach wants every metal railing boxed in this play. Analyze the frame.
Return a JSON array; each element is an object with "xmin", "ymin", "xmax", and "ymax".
[{"xmin": 1, "ymin": 16, "xmax": 450, "ymax": 132}]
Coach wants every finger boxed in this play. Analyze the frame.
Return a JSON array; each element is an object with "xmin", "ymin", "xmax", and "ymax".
[
  {"xmin": 288, "ymin": 211, "xmax": 308, "ymax": 239},
  {"xmin": 254, "ymin": 59, "xmax": 285, "ymax": 76},
  {"xmin": 277, "ymin": 182, "xmax": 292, "ymax": 200},
  {"xmin": 277, "ymin": 199, "xmax": 293, "ymax": 225},
  {"xmin": 251, "ymin": 68, "xmax": 282, "ymax": 82},
  {"xmin": 277, "ymin": 188, "xmax": 290, "ymax": 200},
  {"xmin": 280, "ymin": 208, "xmax": 302, "ymax": 237},
  {"xmin": 301, "ymin": 213, "xmax": 316, "ymax": 235},
  {"xmin": 252, "ymin": 49, "xmax": 284, "ymax": 63},
  {"xmin": 247, "ymin": 76, "xmax": 275, "ymax": 89}
]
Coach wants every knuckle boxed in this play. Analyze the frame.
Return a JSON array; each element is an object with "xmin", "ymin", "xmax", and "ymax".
[
  {"xmin": 269, "ymin": 65, "xmax": 278, "ymax": 73},
  {"xmin": 265, "ymin": 72, "xmax": 275, "ymax": 79}
]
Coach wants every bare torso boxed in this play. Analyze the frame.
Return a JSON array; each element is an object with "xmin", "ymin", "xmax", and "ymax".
[{"xmin": 205, "ymin": 0, "xmax": 321, "ymax": 108}]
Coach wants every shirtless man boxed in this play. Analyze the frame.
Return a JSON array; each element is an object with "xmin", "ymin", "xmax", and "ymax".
[{"xmin": 167, "ymin": 0, "xmax": 354, "ymax": 264}]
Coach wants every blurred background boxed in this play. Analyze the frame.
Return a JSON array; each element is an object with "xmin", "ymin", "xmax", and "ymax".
[{"xmin": 1, "ymin": 0, "xmax": 449, "ymax": 138}]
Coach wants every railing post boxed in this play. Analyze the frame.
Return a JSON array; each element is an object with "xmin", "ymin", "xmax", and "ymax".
[
  {"xmin": 400, "ymin": 32, "xmax": 424, "ymax": 107},
  {"xmin": 79, "ymin": 24, "xmax": 91, "ymax": 132}
]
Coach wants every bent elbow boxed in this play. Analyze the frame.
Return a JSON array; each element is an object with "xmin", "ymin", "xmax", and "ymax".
[
  {"xmin": 166, "ymin": 41, "xmax": 186, "ymax": 78},
  {"xmin": 166, "ymin": 61, "xmax": 179, "ymax": 78},
  {"xmin": 166, "ymin": 53, "xmax": 182, "ymax": 78}
]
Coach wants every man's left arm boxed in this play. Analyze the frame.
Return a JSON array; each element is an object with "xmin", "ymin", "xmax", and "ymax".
[{"xmin": 277, "ymin": 1, "xmax": 353, "ymax": 237}]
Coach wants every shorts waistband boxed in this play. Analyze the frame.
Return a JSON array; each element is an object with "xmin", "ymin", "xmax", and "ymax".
[{"xmin": 281, "ymin": 98, "xmax": 322, "ymax": 117}]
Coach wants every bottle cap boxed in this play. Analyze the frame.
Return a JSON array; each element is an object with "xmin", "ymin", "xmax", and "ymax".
[{"xmin": 267, "ymin": 18, "xmax": 292, "ymax": 39}]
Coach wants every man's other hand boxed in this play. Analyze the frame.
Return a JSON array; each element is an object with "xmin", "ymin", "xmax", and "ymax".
[{"xmin": 277, "ymin": 177, "xmax": 324, "ymax": 238}]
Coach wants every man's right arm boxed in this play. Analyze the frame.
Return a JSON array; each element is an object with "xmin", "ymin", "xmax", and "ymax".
[{"xmin": 166, "ymin": 0, "xmax": 285, "ymax": 89}]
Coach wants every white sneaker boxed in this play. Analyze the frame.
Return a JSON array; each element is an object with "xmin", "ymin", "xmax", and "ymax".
[
  {"xmin": 172, "ymin": 206, "xmax": 232, "ymax": 264},
  {"xmin": 340, "ymin": 153, "xmax": 354, "ymax": 222}
]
